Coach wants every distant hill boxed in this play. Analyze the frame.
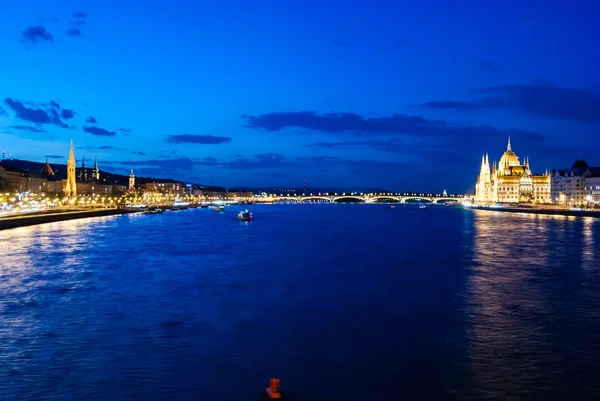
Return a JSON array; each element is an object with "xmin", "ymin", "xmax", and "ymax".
[
  {"xmin": 230, "ymin": 186, "xmax": 391, "ymax": 195},
  {"xmin": 0, "ymin": 159, "xmax": 181, "ymax": 187}
]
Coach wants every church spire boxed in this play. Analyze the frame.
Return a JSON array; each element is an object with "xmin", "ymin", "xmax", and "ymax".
[
  {"xmin": 93, "ymin": 157, "xmax": 100, "ymax": 181},
  {"xmin": 507, "ymin": 136, "xmax": 512, "ymax": 151},
  {"xmin": 65, "ymin": 138, "xmax": 77, "ymax": 197}
]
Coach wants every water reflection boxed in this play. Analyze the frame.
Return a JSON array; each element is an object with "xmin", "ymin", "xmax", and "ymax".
[
  {"xmin": 467, "ymin": 210, "xmax": 600, "ymax": 400},
  {"xmin": 1, "ymin": 207, "xmax": 600, "ymax": 400}
]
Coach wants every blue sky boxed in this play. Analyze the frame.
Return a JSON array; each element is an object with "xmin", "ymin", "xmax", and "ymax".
[{"xmin": 0, "ymin": 0, "xmax": 599, "ymax": 192}]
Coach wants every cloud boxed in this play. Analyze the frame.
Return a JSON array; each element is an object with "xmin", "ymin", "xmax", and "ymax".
[
  {"xmin": 420, "ymin": 100, "xmax": 480, "ymax": 110},
  {"xmin": 309, "ymin": 139, "xmax": 405, "ymax": 154},
  {"xmin": 120, "ymin": 128, "xmax": 132, "ymax": 133},
  {"xmin": 330, "ymin": 39, "xmax": 349, "ymax": 46},
  {"xmin": 65, "ymin": 28, "xmax": 82, "ymax": 37},
  {"xmin": 241, "ymin": 110, "xmax": 544, "ymax": 142},
  {"xmin": 8, "ymin": 125, "xmax": 48, "ymax": 133},
  {"xmin": 420, "ymin": 82, "xmax": 600, "ymax": 123},
  {"xmin": 73, "ymin": 20, "xmax": 87, "ymax": 26},
  {"xmin": 0, "ymin": 106, "xmax": 6, "ymax": 116},
  {"xmin": 61, "ymin": 108, "xmax": 75, "ymax": 119},
  {"xmin": 117, "ymin": 157, "xmax": 197, "ymax": 171},
  {"xmin": 73, "ymin": 12, "xmax": 89, "ymax": 18},
  {"xmin": 85, "ymin": 116, "xmax": 96, "ymax": 123},
  {"xmin": 4, "ymin": 98, "xmax": 69, "ymax": 127},
  {"xmin": 188, "ymin": 153, "xmax": 412, "ymax": 172},
  {"xmin": 84, "ymin": 145, "xmax": 115, "ymax": 150},
  {"xmin": 476, "ymin": 61, "xmax": 497, "ymax": 72},
  {"xmin": 19, "ymin": 25, "xmax": 54, "ymax": 45},
  {"xmin": 45, "ymin": 155, "xmax": 63, "ymax": 159},
  {"xmin": 131, "ymin": 151, "xmax": 147, "ymax": 156},
  {"xmin": 83, "ymin": 126, "xmax": 117, "ymax": 137},
  {"xmin": 165, "ymin": 134, "xmax": 232, "ymax": 144}
]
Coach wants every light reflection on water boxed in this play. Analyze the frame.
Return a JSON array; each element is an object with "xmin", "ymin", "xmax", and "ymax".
[
  {"xmin": 0, "ymin": 205, "xmax": 599, "ymax": 400},
  {"xmin": 467, "ymin": 210, "xmax": 600, "ymax": 400}
]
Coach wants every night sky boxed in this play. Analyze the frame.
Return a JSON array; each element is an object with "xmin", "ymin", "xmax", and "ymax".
[{"xmin": 0, "ymin": 1, "xmax": 599, "ymax": 192}]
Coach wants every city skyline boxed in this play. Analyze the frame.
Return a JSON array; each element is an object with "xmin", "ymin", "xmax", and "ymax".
[{"xmin": 0, "ymin": 1, "xmax": 599, "ymax": 192}]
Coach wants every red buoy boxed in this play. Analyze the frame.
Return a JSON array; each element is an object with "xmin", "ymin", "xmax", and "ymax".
[{"xmin": 266, "ymin": 378, "xmax": 281, "ymax": 399}]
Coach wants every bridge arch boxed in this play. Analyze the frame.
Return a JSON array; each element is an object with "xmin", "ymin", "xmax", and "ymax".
[
  {"xmin": 432, "ymin": 197, "xmax": 460, "ymax": 204},
  {"xmin": 371, "ymin": 196, "xmax": 401, "ymax": 202},
  {"xmin": 272, "ymin": 197, "xmax": 301, "ymax": 202},
  {"xmin": 300, "ymin": 196, "xmax": 333, "ymax": 203},
  {"xmin": 402, "ymin": 197, "xmax": 433, "ymax": 203},
  {"xmin": 332, "ymin": 196, "xmax": 365, "ymax": 202}
]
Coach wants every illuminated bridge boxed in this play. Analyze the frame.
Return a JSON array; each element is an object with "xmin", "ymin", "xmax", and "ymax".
[{"xmin": 255, "ymin": 193, "xmax": 466, "ymax": 204}]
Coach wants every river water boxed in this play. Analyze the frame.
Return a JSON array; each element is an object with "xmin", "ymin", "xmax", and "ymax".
[{"xmin": 1, "ymin": 204, "xmax": 599, "ymax": 400}]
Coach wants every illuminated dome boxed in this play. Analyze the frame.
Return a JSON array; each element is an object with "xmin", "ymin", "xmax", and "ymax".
[{"xmin": 499, "ymin": 137, "xmax": 520, "ymax": 168}]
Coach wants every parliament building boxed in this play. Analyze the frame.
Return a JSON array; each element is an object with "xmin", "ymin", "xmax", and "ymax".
[{"xmin": 475, "ymin": 138, "xmax": 551, "ymax": 204}]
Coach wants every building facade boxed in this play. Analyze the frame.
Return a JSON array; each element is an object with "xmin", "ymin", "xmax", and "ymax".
[
  {"xmin": 587, "ymin": 176, "xmax": 600, "ymax": 205},
  {"xmin": 551, "ymin": 160, "xmax": 600, "ymax": 207},
  {"xmin": 475, "ymin": 138, "xmax": 551, "ymax": 204}
]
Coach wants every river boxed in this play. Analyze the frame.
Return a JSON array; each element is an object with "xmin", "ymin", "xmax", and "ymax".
[{"xmin": 1, "ymin": 204, "xmax": 599, "ymax": 400}]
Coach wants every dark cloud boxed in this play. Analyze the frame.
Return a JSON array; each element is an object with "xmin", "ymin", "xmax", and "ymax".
[
  {"xmin": 309, "ymin": 139, "xmax": 405, "ymax": 154},
  {"xmin": 72, "ymin": 20, "xmax": 87, "ymax": 26},
  {"xmin": 51, "ymin": 17, "xmax": 60, "ymax": 23},
  {"xmin": 65, "ymin": 28, "xmax": 82, "ymax": 37},
  {"xmin": 476, "ymin": 61, "xmax": 497, "ymax": 72},
  {"xmin": 198, "ymin": 157, "xmax": 219, "ymax": 166},
  {"xmin": 330, "ymin": 40, "xmax": 349, "ymax": 46},
  {"xmin": 117, "ymin": 157, "xmax": 197, "ymax": 171},
  {"xmin": 4, "ymin": 98, "xmax": 69, "ymax": 128},
  {"xmin": 84, "ymin": 145, "xmax": 115, "ymax": 150},
  {"xmin": 191, "ymin": 153, "xmax": 411, "ymax": 172},
  {"xmin": 259, "ymin": 172, "xmax": 293, "ymax": 179},
  {"xmin": 8, "ymin": 125, "xmax": 48, "ymax": 133},
  {"xmin": 165, "ymin": 134, "xmax": 231, "ymax": 144},
  {"xmin": 45, "ymin": 155, "xmax": 63, "ymax": 159},
  {"xmin": 131, "ymin": 151, "xmax": 147, "ymax": 156},
  {"xmin": 83, "ymin": 126, "xmax": 117, "ymax": 137},
  {"xmin": 61, "ymin": 108, "xmax": 75, "ymax": 119},
  {"xmin": 241, "ymin": 110, "xmax": 544, "ymax": 142},
  {"xmin": 120, "ymin": 128, "xmax": 132, "ymax": 133},
  {"xmin": 420, "ymin": 82, "xmax": 600, "ymax": 123},
  {"xmin": 419, "ymin": 100, "xmax": 480, "ymax": 110},
  {"xmin": 19, "ymin": 25, "xmax": 54, "ymax": 45},
  {"xmin": 0, "ymin": 106, "xmax": 6, "ymax": 116},
  {"xmin": 85, "ymin": 116, "xmax": 96, "ymax": 123},
  {"xmin": 73, "ymin": 12, "xmax": 89, "ymax": 18}
]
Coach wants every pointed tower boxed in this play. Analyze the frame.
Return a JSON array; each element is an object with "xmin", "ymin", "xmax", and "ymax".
[
  {"xmin": 476, "ymin": 154, "xmax": 492, "ymax": 202},
  {"xmin": 80, "ymin": 156, "xmax": 88, "ymax": 182},
  {"xmin": 41, "ymin": 157, "xmax": 55, "ymax": 177},
  {"xmin": 65, "ymin": 139, "xmax": 77, "ymax": 197},
  {"xmin": 507, "ymin": 136, "xmax": 512, "ymax": 151},
  {"xmin": 129, "ymin": 169, "xmax": 135, "ymax": 191},
  {"xmin": 93, "ymin": 157, "xmax": 100, "ymax": 181}
]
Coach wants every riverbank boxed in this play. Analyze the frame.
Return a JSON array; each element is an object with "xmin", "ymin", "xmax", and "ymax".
[
  {"xmin": 0, "ymin": 208, "xmax": 138, "ymax": 231},
  {"xmin": 468, "ymin": 205, "xmax": 600, "ymax": 218}
]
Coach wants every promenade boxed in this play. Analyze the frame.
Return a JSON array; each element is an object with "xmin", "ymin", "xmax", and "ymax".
[
  {"xmin": 0, "ymin": 208, "xmax": 136, "ymax": 231},
  {"xmin": 469, "ymin": 204, "xmax": 600, "ymax": 218}
]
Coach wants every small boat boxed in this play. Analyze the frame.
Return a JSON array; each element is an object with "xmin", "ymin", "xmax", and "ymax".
[
  {"xmin": 211, "ymin": 205, "xmax": 225, "ymax": 212},
  {"xmin": 237, "ymin": 210, "xmax": 252, "ymax": 221},
  {"xmin": 143, "ymin": 208, "xmax": 163, "ymax": 214},
  {"xmin": 391, "ymin": 204, "xmax": 395, "ymax": 208},
  {"xmin": 419, "ymin": 204, "xmax": 427, "ymax": 209}
]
